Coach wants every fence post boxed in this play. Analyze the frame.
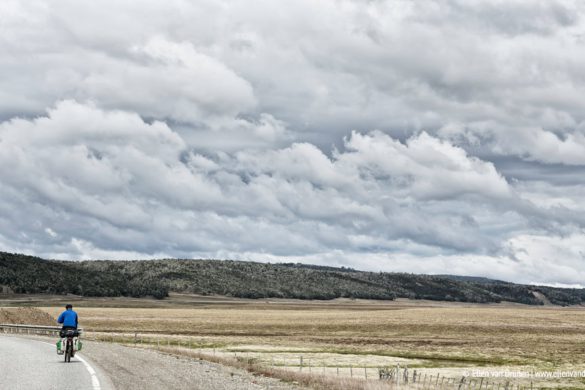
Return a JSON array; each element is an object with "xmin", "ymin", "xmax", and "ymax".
[
  {"xmin": 364, "ymin": 366, "xmax": 367, "ymax": 380},
  {"xmin": 299, "ymin": 356, "xmax": 303, "ymax": 371},
  {"xmin": 458, "ymin": 376, "xmax": 466, "ymax": 390}
]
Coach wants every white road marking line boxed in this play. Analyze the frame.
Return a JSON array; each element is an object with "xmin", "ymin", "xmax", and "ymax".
[
  {"xmin": 39, "ymin": 340, "xmax": 102, "ymax": 390},
  {"xmin": 77, "ymin": 354, "xmax": 102, "ymax": 390}
]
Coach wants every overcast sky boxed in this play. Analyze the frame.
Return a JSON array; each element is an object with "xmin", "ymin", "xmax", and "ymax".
[{"xmin": 1, "ymin": 0, "xmax": 585, "ymax": 286}]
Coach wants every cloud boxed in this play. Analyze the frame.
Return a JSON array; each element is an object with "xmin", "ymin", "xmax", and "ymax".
[
  {"xmin": 0, "ymin": 102, "xmax": 524, "ymax": 257},
  {"xmin": 3, "ymin": 101, "xmax": 581, "ymax": 287},
  {"xmin": 1, "ymin": 0, "xmax": 585, "ymax": 284},
  {"xmin": 440, "ymin": 122, "xmax": 585, "ymax": 166},
  {"xmin": 85, "ymin": 36, "xmax": 257, "ymax": 123},
  {"xmin": 505, "ymin": 232, "xmax": 585, "ymax": 285}
]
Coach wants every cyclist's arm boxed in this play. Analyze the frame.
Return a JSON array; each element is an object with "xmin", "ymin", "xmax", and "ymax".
[
  {"xmin": 57, "ymin": 312, "xmax": 64, "ymax": 324},
  {"xmin": 75, "ymin": 313, "xmax": 78, "ymax": 328}
]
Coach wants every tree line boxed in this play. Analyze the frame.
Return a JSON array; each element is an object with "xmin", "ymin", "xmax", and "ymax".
[{"xmin": 1, "ymin": 252, "xmax": 584, "ymax": 305}]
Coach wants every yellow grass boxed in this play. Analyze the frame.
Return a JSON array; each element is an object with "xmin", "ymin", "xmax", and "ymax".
[{"xmin": 40, "ymin": 298, "xmax": 585, "ymax": 388}]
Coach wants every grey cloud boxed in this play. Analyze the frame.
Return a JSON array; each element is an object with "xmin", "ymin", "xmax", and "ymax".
[
  {"xmin": 493, "ymin": 157, "xmax": 585, "ymax": 185},
  {"xmin": 418, "ymin": 0, "xmax": 579, "ymax": 36},
  {"xmin": 1, "ymin": 0, "xmax": 585, "ymax": 285},
  {"xmin": 0, "ymin": 102, "xmax": 527, "ymax": 255}
]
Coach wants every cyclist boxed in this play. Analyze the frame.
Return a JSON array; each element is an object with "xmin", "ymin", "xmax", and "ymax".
[{"xmin": 57, "ymin": 304, "xmax": 79, "ymax": 356}]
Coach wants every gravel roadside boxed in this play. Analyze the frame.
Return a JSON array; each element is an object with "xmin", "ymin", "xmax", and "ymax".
[{"xmin": 80, "ymin": 341, "xmax": 304, "ymax": 390}]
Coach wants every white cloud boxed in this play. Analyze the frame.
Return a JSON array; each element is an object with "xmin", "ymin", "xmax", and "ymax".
[
  {"xmin": 44, "ymin": 228, "xmax": 57, "ymax": 238},
  {"xmin": 2, "ymin": 100, "xmax": 578, "ymax": 284},
  {"xmin": 83, "ymin": 36, "xmax": 257, "ymax": 123},
  {"xmin": 340, "ymin": 131, "xmax": 512, "ymax": 200},
  {"xmin": 505, "ymin": 233, "xmax": 585, "ymax": 285},
  {"xmin": 1, "ymin": 0, "xmax": 585, "ymax": 284},
  {"xmin": 440, "ymin": 122, "xmax": 585, "ymax": 166}
]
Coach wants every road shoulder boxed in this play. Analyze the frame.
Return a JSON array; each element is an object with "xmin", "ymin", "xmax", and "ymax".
[{"xmin": 79, "ymin": 340, "xmax": 302, "ymax": 390}]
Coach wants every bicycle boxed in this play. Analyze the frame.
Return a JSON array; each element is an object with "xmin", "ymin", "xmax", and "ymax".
[{"xmin": 60, "ymin": 329, "xmax": 80, "ymax": 363}]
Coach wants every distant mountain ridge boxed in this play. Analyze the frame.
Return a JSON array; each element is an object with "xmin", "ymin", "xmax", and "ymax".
[{"xmin": 1, "ymin": 251, "xmax": 585, "ymax": 306}]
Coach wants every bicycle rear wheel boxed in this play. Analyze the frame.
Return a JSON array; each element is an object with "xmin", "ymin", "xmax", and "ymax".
[{"xmin": 64, "ymin": 340, "xmax": 72, "ymax": 363}]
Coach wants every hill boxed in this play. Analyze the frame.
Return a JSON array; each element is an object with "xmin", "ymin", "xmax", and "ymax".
[
  {"xmin": 0, "ymin": 307, "xmax": 55, "ymax": 325},
  {"xmin": 435, "ymin": 275, "xmax": 508, "ymax": 284},
  {"xmin": 1, "ymin": 252, "xmax": 585, "ymax": 305}
]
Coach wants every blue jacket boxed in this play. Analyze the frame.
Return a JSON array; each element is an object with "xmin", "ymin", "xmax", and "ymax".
[{"xmin": 57, "ymin": 309, "xmax": 78, "ymax": 328}]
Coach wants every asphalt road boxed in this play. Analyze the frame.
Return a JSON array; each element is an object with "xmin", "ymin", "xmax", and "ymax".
[{"xmin": 0, "ymin": 335, "xmax": 113, "ymax": 390}]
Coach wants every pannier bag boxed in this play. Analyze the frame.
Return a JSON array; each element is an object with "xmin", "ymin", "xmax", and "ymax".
[{"xmin": 56, "ymin": 334, "xmax": 82, "ymax": 354}]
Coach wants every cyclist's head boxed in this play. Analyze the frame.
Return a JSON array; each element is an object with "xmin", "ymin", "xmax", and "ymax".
[{"xmin": 65, "ymin": 304, "xmax": 73, "ymax": 310}]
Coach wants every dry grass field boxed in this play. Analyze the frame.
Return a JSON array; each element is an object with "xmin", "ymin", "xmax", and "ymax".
[{"xmin": 26, "ymin": 295, "xmax": 585, "ymax": 388}]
